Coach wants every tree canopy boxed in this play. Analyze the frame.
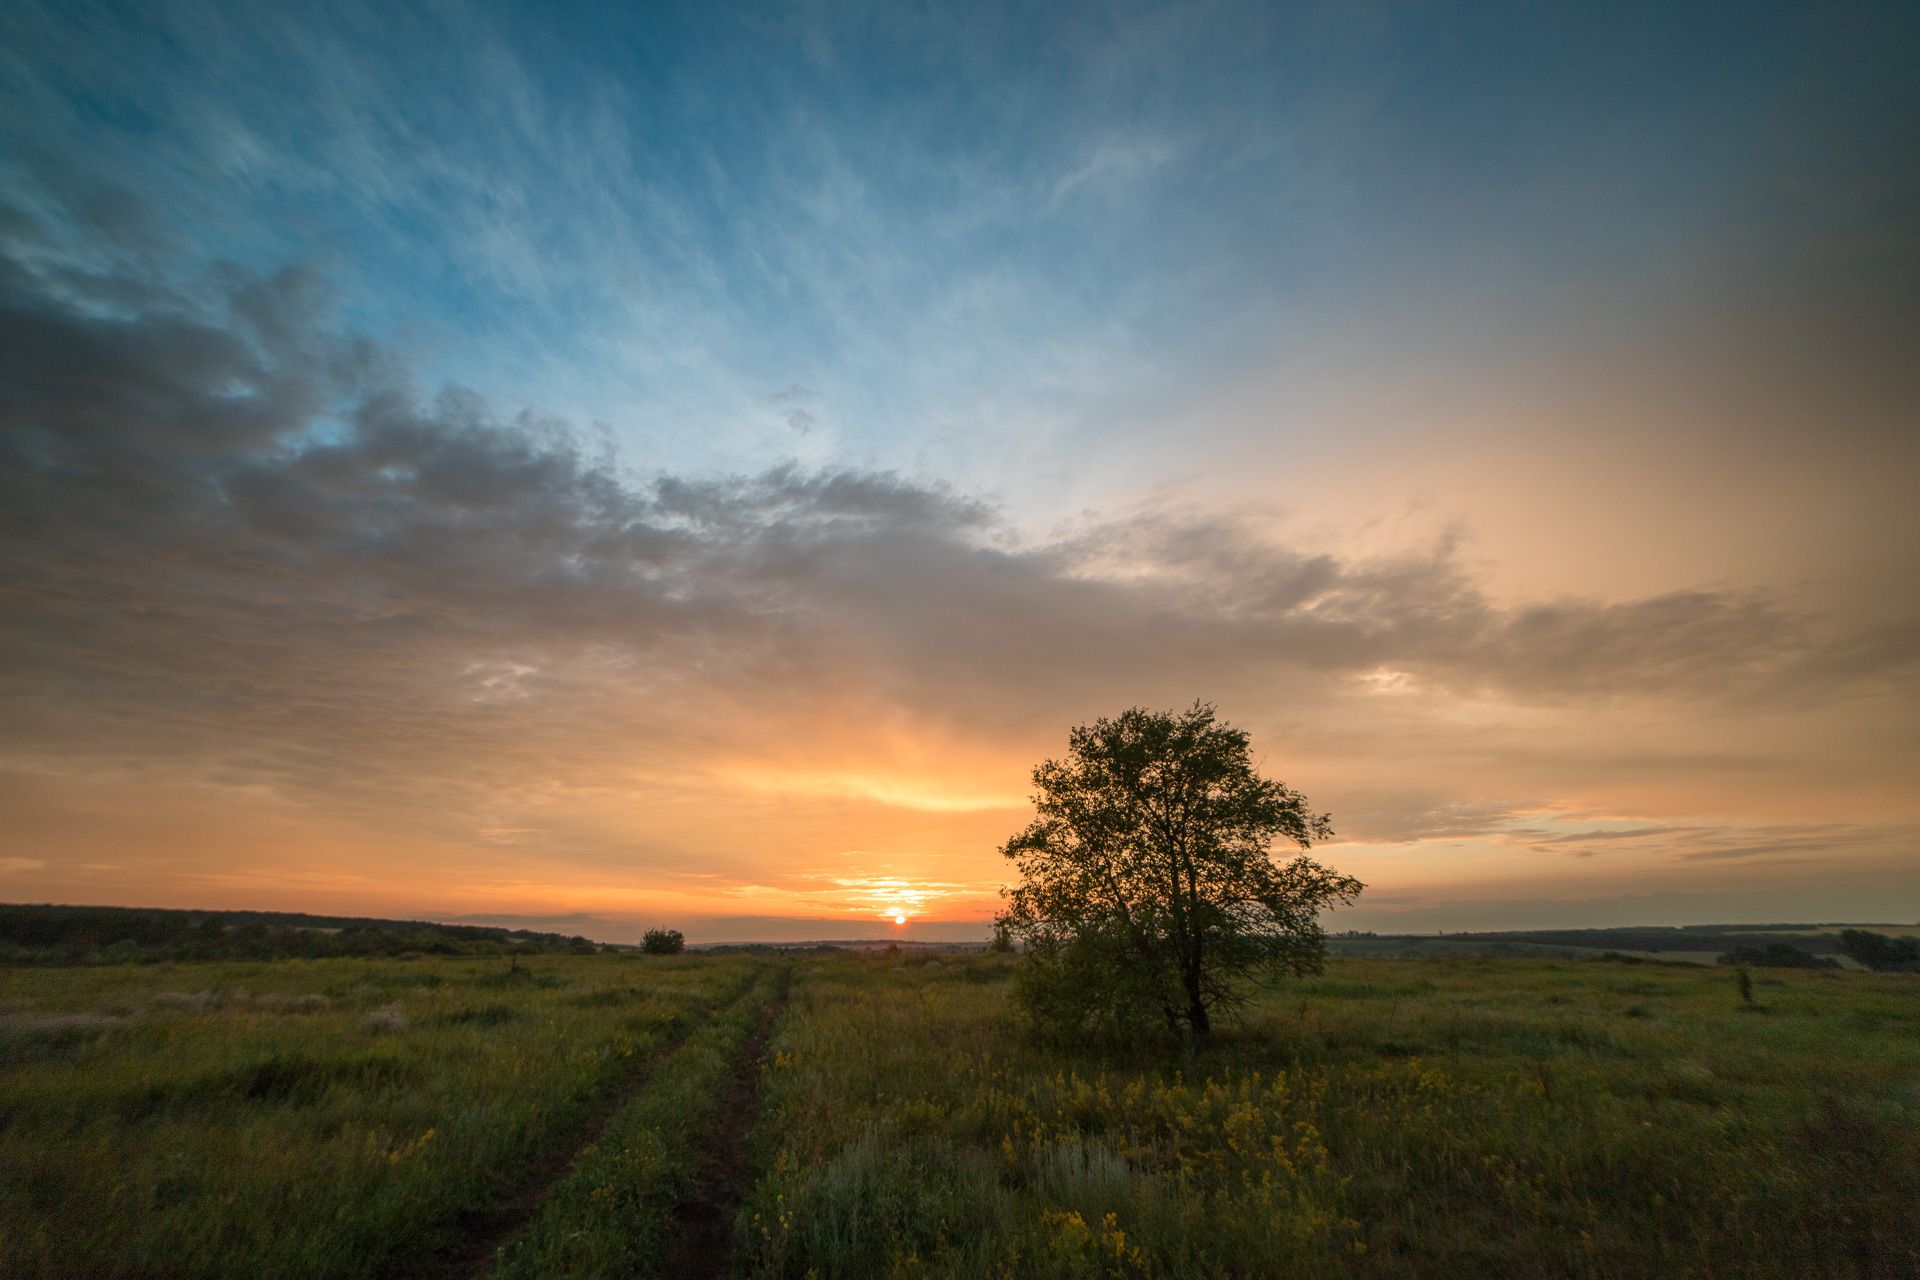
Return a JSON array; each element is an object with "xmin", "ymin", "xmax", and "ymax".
[
  {"xmin": 997, "ymin": 702, "xmax": 1362, "ymax": 1037},
  {"xmin": 641, "ymin": 928, "xmax": 686, "ymax": 955}
]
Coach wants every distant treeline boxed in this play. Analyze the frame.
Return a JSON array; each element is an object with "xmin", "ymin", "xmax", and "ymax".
[
  {"xmin": 1438, "ymin": 927, "xmax": 1856, "ymax": 956},
  {"xmin": 1718, "ymin": 932, "xmax": 1920, "ymax": 971},
  {"xmin": 0, "ymin": 903, "xmax": 605, "ymax": 966},
  {"xmin": 1716, "ymin": 943, "xmax": 1838, "ymax": 969},
  {"xmin": 1329, "ymin": 923, "xmax": 1920, "ymax": 971},
  {"xmin": 1833, "ymin": 929, "xmax": 1920, "ymax": 972}
]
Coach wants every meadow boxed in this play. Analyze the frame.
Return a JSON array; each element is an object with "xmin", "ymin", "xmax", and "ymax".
[
  {"xmin": 3, "ymin": 949, "xmax": 1915, "ymax": 1278},
  {"xmin": 0, "ymin": 951, "xmax": 780, "ymax": 1278},
  {"xmin": 743, "ymin": 953, "xmax": 1918, "ymax": 1279}
]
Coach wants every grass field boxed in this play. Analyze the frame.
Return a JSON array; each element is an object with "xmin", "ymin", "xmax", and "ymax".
[
  {"xmin": 0, "ymin": 952, "xmax": 778, "ymax": 1278},
  {"xmin": 3, "ymin": 951, "xmax": 1915, "ymax": 1278},
  {"xmin": 740, "ymin": 954, "xmax": 1918, "ymax": 1279}
]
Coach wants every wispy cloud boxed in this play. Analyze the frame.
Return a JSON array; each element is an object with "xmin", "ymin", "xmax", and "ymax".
[
  {"xmin": 1049, "ymin": 137, "xmax": 1178, "ymax": 209},
  {"xmin": 1499, "ymin": 820, "xmax": 1912, "ymax": 866}
]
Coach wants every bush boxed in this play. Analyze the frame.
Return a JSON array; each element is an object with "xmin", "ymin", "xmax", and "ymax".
[{"xmin": 641, "ymin": 928, "xmax": 685, "ymax": 955}]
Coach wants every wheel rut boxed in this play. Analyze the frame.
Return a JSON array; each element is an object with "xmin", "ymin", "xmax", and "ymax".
[
  {"xmin": 653, "ymin": 964, "xmax": 792, "ymax": 1280},
  {"xmin": 401, "ymin": 975, "xmax": 761, "ymax": 1280}
]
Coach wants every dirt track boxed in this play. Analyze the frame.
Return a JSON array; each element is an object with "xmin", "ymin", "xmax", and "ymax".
[
  {"xmin": 404, "ymin": 974, "xmax": 765, "ymax": 1280},
  {"xmin": 654, "ymin": 965, "xmax": 792, "ymax": 1279}
]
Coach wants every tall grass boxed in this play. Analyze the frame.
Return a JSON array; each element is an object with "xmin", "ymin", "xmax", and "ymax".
[
  {"xmin": 740, "ymin": 953, "xmax": 1919, "ymax": 1278},
  {"xmin": 5, "ymin": 949, "xmax": 1914, "ymax": 1278},
  {"xmin": 0, "ymin": 952, "xmax": 759, "ymax": 1278},
  {"xmin": 487, "ymin": 964, "xmax": 788, "ymax": 1279}
]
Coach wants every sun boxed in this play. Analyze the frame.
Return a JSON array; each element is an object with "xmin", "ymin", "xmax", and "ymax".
[{"xmin": 845, "ymin": 876, "xmax": 935, "ymax": 928}]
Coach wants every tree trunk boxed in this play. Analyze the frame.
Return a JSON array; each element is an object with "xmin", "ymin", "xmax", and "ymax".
[{"xmin": 1183, "ymin": 965, "xmax": 1211, "ymax": 1035}]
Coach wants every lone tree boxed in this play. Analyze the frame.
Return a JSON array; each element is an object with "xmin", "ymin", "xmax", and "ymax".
[
  {"xmin": 997, "ymin": 702, "xmax": 1361, "ymax": 1037},
  {"xmin": 641, "ymin": 928, "xmax": 685, "ymax": 955}
]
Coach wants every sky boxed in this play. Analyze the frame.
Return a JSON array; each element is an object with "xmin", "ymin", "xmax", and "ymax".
[{"xmin": 1, "ymin": 0, "xmax": 1915, "ymax": 942}]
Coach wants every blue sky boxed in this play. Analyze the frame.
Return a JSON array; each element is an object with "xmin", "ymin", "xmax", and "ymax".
[{"xmin": 10, "ymin": 0, "xmax": 1909, "ymax": 520}]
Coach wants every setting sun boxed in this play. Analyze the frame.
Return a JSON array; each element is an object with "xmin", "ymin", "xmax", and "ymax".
[{"xmin": 893, "ymin": 912, "xmax": 907, "ymax": 926}]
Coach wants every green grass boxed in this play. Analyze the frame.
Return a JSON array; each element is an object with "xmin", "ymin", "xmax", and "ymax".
[
  {"xmin": 488, "ymin": 963, "xmax": 789, "ymax": 1279},
  {"xmin": 0, "ymin": 951, "xmax": 763, "ymax": 1278},
  {"xmin": 4, "ymin": 950, "xmax": 1915, "ymax": 1278},
  {"xmin": 739, "ymin": 953, "xmax": 1920, "ymax": 1279}
]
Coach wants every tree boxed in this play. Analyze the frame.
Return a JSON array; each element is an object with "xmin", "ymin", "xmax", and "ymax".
[
  {"xmin": 641, "ymin": 928, "xmax": 685, "ymax": 955},
  {"xmin": 996, "ymin": 702, "xmax": 1362, "ymax": 1038}
]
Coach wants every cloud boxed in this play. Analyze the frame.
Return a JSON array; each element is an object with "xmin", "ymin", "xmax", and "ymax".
[
  {"xmin": 1049, "ymin": 138, "xmax": 1178, "ymax": 209},
  {"xmin": 1498, "ymin": 820, "xmax": 1912, "ymax": 865},
  {"xmin": 1, "ymin": 221, "xmax": 1916, "ymax": 925},
  {"xmin": 769, "ymin": 385, "xmax": 819, "ymax": 435},
  {"xmin": 3, "ymin": 243, "xmax": 1913, "ymax": 762},
  {"xmin": 1330, "ymin": 795, "xmax": 1531, "ymax": 844}
]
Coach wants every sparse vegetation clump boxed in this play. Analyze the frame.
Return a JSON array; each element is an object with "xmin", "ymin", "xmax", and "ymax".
[{"xmin": 361, "ymin": 1002, "xmax": 410, "ymax": 1034}]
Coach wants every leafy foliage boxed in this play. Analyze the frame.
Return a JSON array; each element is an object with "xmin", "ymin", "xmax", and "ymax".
[
  {"xmin": 997, "ymin": 702, "xmax": 1361, "ymax": 1037},
  {"xmin": 642, "ymin": 928, "xmax": 687, "ymax": 955}
]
